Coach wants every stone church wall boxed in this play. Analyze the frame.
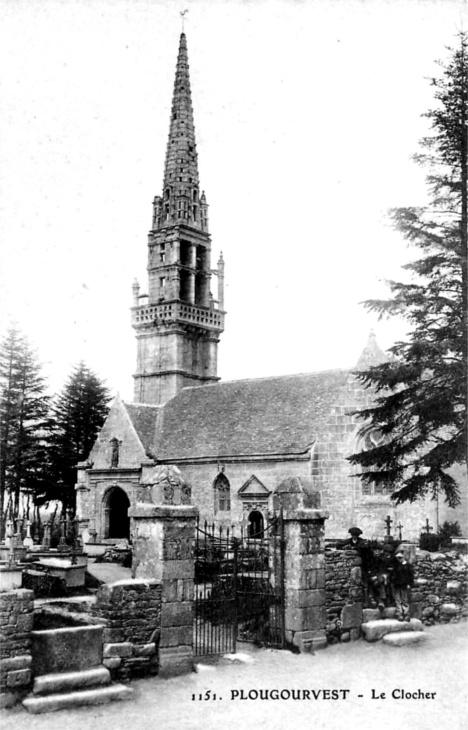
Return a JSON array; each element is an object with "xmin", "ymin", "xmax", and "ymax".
[
  {"xmin": 311, "ymin": 375, "xmax": 438, "ymax": 540},
  {"xmin": 179, "ymin": 457, "xmax": 311, "ymax": 528}
]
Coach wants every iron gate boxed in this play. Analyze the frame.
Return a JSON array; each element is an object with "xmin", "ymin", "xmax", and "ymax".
[{"xmin": 194, "ymin": 515, "xmax": 285, "ymax": 656}]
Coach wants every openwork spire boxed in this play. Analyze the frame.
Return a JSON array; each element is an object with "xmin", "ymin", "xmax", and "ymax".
[{"xmin": 156, "ymin": 33, "xmax": 206, "ymax": 231}]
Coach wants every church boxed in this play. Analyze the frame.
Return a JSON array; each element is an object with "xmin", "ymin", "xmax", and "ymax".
[{"xmin": 75, "ymin": 33, "xmax": 464, "ymax": 546}]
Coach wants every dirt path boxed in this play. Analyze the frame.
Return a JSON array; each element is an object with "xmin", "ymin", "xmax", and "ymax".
[{"xmin": 3, "ymin": 622, "xmax": 467, "ymax": 730}]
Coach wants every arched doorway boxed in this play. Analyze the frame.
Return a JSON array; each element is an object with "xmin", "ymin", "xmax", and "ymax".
[
  {"xmin": 103, "ymin": 487, "xmax": 130, "ymax": 539},
  {"xmin": 248, "ymin": 510, "xmax": 264, "ymax": 537}
]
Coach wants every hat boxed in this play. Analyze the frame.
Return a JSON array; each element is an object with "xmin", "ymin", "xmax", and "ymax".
[{"xmin": 348, "ymin": 527, "xmax": 362, "ymax": 537}]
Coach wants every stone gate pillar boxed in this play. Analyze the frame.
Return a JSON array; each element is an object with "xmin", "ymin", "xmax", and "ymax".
[
  {"xmin": 273, "ymin": 477, "xmax": 329, "ymax": 652},
  {"xmin": 129, "ymin": 465, "xmax": 197, "ymax": 678}
]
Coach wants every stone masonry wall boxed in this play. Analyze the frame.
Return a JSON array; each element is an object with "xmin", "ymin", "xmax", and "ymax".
[
  {"xmin": 325, "ymin": 549, "xmax": 362, "ymax": 643},
  {"xmin": 324, "ymin": 547, "xmax": 467, "ymax": 641},
  {"xmin": 411, "ymin": 551, "xmax": 468, "ymax": 625},
  {"xmin": 92, "ymin": 579, "xmax": 162, "ymax": 680},
  {"xmin": 0, "ymin": 589, "xmax": 34, "ymax": 708}
]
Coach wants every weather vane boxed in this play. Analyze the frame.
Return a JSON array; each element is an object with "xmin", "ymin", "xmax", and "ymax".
[{"xmin": 180, "ymin": 9, "xmax": 189, "ymax": 32}]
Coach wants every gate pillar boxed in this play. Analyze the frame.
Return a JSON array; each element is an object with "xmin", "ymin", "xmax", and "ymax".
[
  {"xmin": 129, "ymin": 465, "xmax": 197, "ymax": 677},
  {"xmin": 274, "ymin": 477, "xmax": 329, "ymax": 653}
]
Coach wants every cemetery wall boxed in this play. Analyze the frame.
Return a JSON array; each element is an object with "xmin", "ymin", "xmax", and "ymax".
[
  {"xmin": 324, "ymin": 547, "xmax": 468, "ymax": 642},
  {"xmin": 324, "ymin": 548, "xmax": 363, "ymax": 643},
  {"xmin": 92, "ymin": 579, "xmax": 162, "ymax": 680},
  {"xmin": 0, "ymin": 589, "xmax": 33, "ymax": 708},
  {"xmin": 411, "ymin": 550, "xmax": 468, "ymax": 624}
]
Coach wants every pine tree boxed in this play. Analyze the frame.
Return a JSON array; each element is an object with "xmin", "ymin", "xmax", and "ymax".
[
  {"xmin": 0, "ymin": 325, "xmax": 53, "ymax": 524},
  {"xmin": 348, "ymin": 33, "xmax": 467, "ymax": 508},
  {"xmin": 51, "ymin": 362, "xmax": 111, "ymax": 511}
]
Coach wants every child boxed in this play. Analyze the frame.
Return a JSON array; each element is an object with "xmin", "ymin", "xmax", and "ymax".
[{"xmin": 392, "ymin": 550, "xmax": 414, "ymax": 622}]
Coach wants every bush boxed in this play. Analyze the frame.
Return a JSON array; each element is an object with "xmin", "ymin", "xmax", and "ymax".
[
  {"xmin": 438, "ymin": 520, "xmax": 462, "ymax": 547},
  {"xmin": 419, "ymin": 533, "xmax": 441, "ymax": 552}
]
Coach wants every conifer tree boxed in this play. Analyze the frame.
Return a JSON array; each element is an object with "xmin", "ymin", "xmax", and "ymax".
[
  {"xmin": 50, "ymin": 362, "xmax": 111, "ymax": 511},
  {"xmin": 349, "ymin": 33, "xmax": 467, "ymax": 508},
  {"xmin": 0, "ymin": 325, "xmax": 52, "ymax": 523}
]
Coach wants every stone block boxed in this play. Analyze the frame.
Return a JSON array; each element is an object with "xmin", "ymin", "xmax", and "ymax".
[
  {"xmin": 293, "ymin": 629, "xmax": 327, "ymax": 652},
  {"xmin": 103, "ymin": 657, "xmax": 122, "ymax": 669},
  {"xmin": 22, "ymin": 683, "xmax": 133, "ymax": 713},
  {"xmin": 6, "ymin": 669, "xmax": 31, "ymax": 687},
  {"xmin": 161, "ymin": 560, "xmax": 194, "ymax": 581},
  {"xmin": 103, "ymin": 642, "xmax": 133, "ymax": 658},
  {"xmin": 291, "ymin": 589, "xmax": 326, "ymax": 608},
  {"xmin": 362, "ymin": 608, "xmax": 380, "ymax": 622},
  {"xmin": 158, "ymin": 646, "xmax": 194, "ymax": 678},
  {"xmin": 33, "ymin": 666, "xmax": 110, "ymax": 695},
  {"xmin": 16, "ymin": 614, "xmax": 34, "ymax": 632},
  {"xmin": 340, "ymin": 603, "xmax": 362, "ymax": 629},
  {"xmin": 440, "ymin": 603, "xmax": 459, "ymax": 616},
  {"xmin": 285, "ymin": 605, "xmax": 326, "ymax": 632},
  {"xmin": 0, "ymin": 691, "xmax": 17, "ymax": 709},
  {"xmin": 133, "ymin": 642, "xmax": 156, "ymax": 657},
  {"xmin": 382, "ymin": 631, "xmax": 429, "ymax": 646},
  {"xmin": 159, "ymin": 625, "xmax": 193, "ymax": 648},
  {"xmin": 160, "ymin": 602, "xmax": 193, "ymax": 627},
  {"xmin": 362, "ymin": 619, "xmax": 423, "ymax": 642},
  {"xmin": 32, "ymin": 625, "xmax": 103, "ymax": 676},
  {"xmin": 0, "ymin": 655, "xmax": 31, "ymax": 674},
  {"xmin": 446, "ymin": 581, "xmax": 462, "ymax": 594},
  {"xmin": 102, "ymin": 628, "xmax": 125, "ymax": 643}
]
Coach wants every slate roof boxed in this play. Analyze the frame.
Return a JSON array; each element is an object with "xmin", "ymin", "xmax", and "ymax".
[
  {"xmin": 124, "ymin": 402, "xmax": 161, "ymax": 456},
  {"xmin": 152, "ymin": 369, "xmax": 350, "ymax": 460}
]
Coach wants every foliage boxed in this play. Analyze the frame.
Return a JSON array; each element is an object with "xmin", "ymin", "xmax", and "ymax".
[
  {"xmin": 438, "ymin": 519, "xmax": 462, "ymax": 546},
  {"xmin": 349, "ymin": 33, "xmax": 467, "ymax": 507},
  {"xmin": 419, "ymin": 533, "xmax": 442, "ymax": 552},
  {"xmin": 0, "ymin": 325, "xmax": 54, "ymax": 521},
  {"xmin": 50, "ymin": 362, "xmax": 111, "ymax": 512}
]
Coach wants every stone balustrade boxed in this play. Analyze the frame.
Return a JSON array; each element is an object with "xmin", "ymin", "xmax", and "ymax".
[{"xmin": 131, "ymin": 301, "xmax": 224, "ymax": 330}]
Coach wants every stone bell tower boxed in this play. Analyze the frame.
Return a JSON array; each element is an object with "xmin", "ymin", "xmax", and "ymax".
[{"xmin": 132, "ymin": 33, "xmax": 225, "ymax": 405}]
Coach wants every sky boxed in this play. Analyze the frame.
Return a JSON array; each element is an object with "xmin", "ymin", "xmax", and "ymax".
[{"xmin": 0, "ymin": 0, "xmax": 466, "ymax": 401}]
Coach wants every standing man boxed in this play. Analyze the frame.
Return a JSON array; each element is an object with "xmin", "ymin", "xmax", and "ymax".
[
  {"xmin": 338, "ymin": 527, "xmax": 376, "ymax": 606},
  {"xmin": 392, "ymin": 549, "xmax": 414, "ymax": 622}
]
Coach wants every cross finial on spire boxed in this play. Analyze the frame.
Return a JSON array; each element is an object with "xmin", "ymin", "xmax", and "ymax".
[{"xmin": 180, "ymin": 9, "xmax": 188, "ymax": 32}]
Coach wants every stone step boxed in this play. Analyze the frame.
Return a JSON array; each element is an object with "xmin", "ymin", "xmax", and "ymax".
[
  {"xmin": 362, "ymin": 607, "xmax": 397, "ymax": 622},
  {"xmin": 362, "ymin": 618, "xmax": 423, "ymax": 642},
  {"xmin": 22, "ymin": 683, "xmax": 133, "ymax": 714},
  {"xmin": 33, "ymin": 666, "xmax": 111, "ymax": 696},
  {"xmin": 382, "ymin": 631, "xmax": 429, "ymax": 647}
]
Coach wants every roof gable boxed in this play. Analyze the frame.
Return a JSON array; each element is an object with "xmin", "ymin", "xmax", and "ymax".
[
  {"xmin": 88, "ymin": 396, "xmax": 149, "ymax": 468},
  {"xmin": 238, "ymin": 475, "xmax": 270, "ymax": 496}
]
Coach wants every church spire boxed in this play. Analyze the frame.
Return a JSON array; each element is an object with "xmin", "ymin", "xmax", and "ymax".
[
  {"xmin": 132, "ymin": 31, "xmax": 224, "ymax": 405},
  {"xmin": 156, "ymin": 33, "xmax": 207, "ymax": 232}
]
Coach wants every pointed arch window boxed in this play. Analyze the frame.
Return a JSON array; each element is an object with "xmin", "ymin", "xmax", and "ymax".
[
  {"xmin": 213, "ymin": 472, "xmax": 231, "ymax": 513},
  {"xmin": 358, "ymin": 426, "xmax": 393, "ymax": 497}
]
